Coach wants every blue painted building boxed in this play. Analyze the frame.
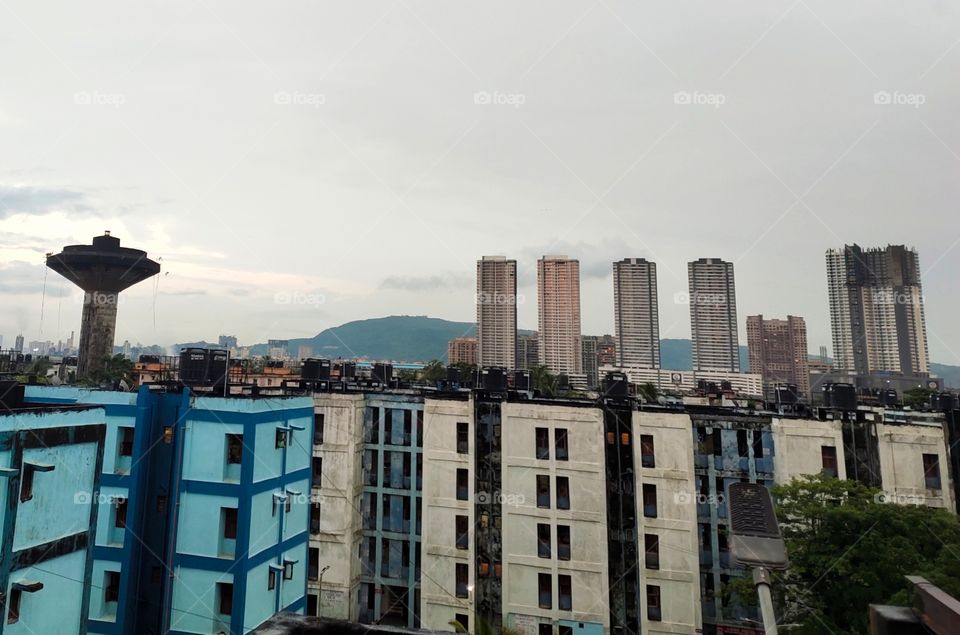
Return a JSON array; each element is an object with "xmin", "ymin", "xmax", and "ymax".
[
  {"xmin": 0, "ymin": 385, "xmax": 107, "ymax": 634},
  {"xmin": 24, "ymin": 385, "xmax": 314, "ymax": 634}
]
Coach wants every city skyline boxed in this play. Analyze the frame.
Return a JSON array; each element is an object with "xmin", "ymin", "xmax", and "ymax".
[{"xmin": 1, "ymin": 2, "xmax": 959, "ymax": 366}]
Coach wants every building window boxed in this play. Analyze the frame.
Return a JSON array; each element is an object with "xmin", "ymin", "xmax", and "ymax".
[
  {"xmin": 557, "ymin": 525, "xmax": 571, "ymax": 561},
  {"xmin": 19, "ymin": 465, "xmax": 35, "ymax": 503},
  {"xmin": 712, "ymin": 429, "xmax": 722, "ymax": 456},
  {"xmin": 226, "ymin": 433, "xmax": 243, "ymax": 465},
  {"xmin": 539, "ymin": 624, "xmax": 552, "ymax": 635},
  {"xmin": 556, "ymin": 476, "xmax": 570, "ymax": 510},
  {"xmin": 217, "ymin": 582, "xmax": 233, "ymax": 615},
  {"xmin": 307, "ymin": 594, "xmax": 318, "ymax": 617},
  {"xmin": 456, "ymin": 468, "xmax": 469, "ymax": 501},
  {"xmin": 737, "ymin": 430, "xmax": 749, "ymax": 458},
  {"xmin": 821, "ymin": 446, "xmax": 838, "ymax": 478},
  {"xmin": 753, "ymin": 430, "xmax": 764, "ymax": 458},
  {"xmin": 559, "ymin": 626, "xmax": 572, "ymax": 635},
  {"xmin": 105, "ymin": 571, "xmax": 120, "ymax": 602},
  {"xmin": 275, "ymin": 428, "xmax": 287, "ymax": 449},
  {"xmin": 312, "ymin": 457, "xmax": 322, "ymax": 488},
  {"xmin": 309, "ymin": 547, "xmax": 320, "ymax": 580},
  {"xmin": 6, "ymin": 589, "xmax": 20, "ymax": 624},
  {"xmin": 538, "ymin": 573, "xmax": 552, "ymax": 609},
  {"xmin": 642, "ymin": 483, "xmax": 657, "ymax": 518},
  {"xmin": 156, "ymin": 495, "xmax": 167, "ymax": 513},
  {"xmin": 310, "ymin": 503, "xmax": 321, "ymax": 534},
  {"xmin": 535, "ymin": 427, "xmax": 550, "ymax": 459},
  {"xmin": 718, "ymin": 525, "xmax": 729, "ymax": 553},
  {"xmin": 537, "ymin": 523, "xmax": 551, "ymax": 558},
  {"xmin": 647, "ymin": 585, "xmax": 662, "ymax": 621},
  {"xmin": 457, "ymin": 422, "xmax": 469, "ymax": 454},
  {"xmin": 455, "ymin": 563, "xmax": 469, "ymax": 598},
  {"xmin": 644, "ymin": 534, "xmax": 660, "ymax": 569},
  {"xmin": 558, "ymin": 574, "xmax": 572, "ymax": 610},
  {"xmin": 283, "ymin": 560, "xmax": 295, "ymax": 580},
  {"xmin": 555, "ymin": 428, "xmax": 569, "ymax": 461},
  {"xmin": 268, "ymin": 569, "xmax": 277, "ymax": 590},
  {"xmin": 314, "ymin": 413, "xmax": 325, "ymax": 445},
  {"xmin": 640, "ymin": 434, "xmax": 655, "ymax": 468},
  {"xmin": 455, "ymin": 614, "xmax": 469, "ymax": 632},
  {"xmin": 222, "ymin": 507, "xmax": 238, "ymax": 540},
  {"xmin": 119, "ymin": 427, "xmax": 135, "ymax": 457},
  {"xmin": 536, "ymin": 475, "xmax": 550, "ymax": 508},
  {"xmin": 455, "ymin": 515, "xmax": 469, "ymax": 550},
  {"xmin": 115, "ymin": 498, "xmax": 128, "ymax": 529},
  {"xmin": 923, "ymin": 454, "xmax": 942, "ymax": 489}
]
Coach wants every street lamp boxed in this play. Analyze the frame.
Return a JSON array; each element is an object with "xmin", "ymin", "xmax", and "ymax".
[
  {"xmin": 317, "ymin": 565, "xmax": 330, "ymax": 618},
  {"xmin": 729, "ymin": 483, "xmax": 789, "ymax": 635}
]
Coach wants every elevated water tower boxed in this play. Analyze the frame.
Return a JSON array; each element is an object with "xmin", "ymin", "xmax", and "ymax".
[{"xmin": 46, "ymin": 232, "xmax": 160, "ymax": 377}]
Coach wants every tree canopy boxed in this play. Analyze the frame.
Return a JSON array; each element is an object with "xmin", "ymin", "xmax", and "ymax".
[{"xmin": 757, "ymin": 475, "xmax": 960, "ymax": 634}]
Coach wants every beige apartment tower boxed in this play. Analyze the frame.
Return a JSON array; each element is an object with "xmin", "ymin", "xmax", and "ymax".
[
  {"xmin": 476, "ymin": 256, "xmax": 517, "ymax": 369},
  {"xmin": 688, "ymin": 258, "xmax": 740, "ymax": 372},
  {"xmin": 746, "ymin": 315, "xmax": 810, "ymax": 397},
  {"xmin": 537, "ymin": 255, "xmax": 582, "ymax": 374},
  {"xmin": 613, "ymin": 258, "xmax": 660, "ymax": 368}
]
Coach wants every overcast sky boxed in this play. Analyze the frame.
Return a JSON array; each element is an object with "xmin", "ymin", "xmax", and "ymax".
[{"xmin": 1, "ymin": 1, "xmax": 958, "ymax": 363}]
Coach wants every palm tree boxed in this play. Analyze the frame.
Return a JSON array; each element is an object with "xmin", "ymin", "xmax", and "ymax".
[
  {"xmin": 530, "ymin": 365, "xmax": 559, "ymax": 397},
  {"xmin": 88, "ymin": 354, "xmax": 134, "ymax": 388}
]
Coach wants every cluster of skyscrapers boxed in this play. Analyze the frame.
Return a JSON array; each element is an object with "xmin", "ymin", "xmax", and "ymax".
[{"xmin": 468, "ymin": 243, "xmax": 933, "ymax": 400}]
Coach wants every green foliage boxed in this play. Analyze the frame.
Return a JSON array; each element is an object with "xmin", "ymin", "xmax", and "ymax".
[
  {"xmin": 420, "ymin": 359, "xmax": 446, "ymax": 384},
  {"xmin": 636, "ymin": 382, "xmax": 658, "ymax": 402},
  {"xmin": 903, "ymin": 387, "xmax": 935, "ymax": 409},
  {"xmin": 530, "ymin": 365, "xmax": 558, "ymax": 397},
  {"xmin": 767, "ymin": 474, "xmax": 960, "ymax": 634},
  {"xmin": 86, "ymin": 354, "xmax": 134, "ymax": 387}
]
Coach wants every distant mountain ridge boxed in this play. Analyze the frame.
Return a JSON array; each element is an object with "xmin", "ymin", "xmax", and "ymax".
[{"xmin": 171, "ymin": 315, "xmax": 957, "ymax": 387}]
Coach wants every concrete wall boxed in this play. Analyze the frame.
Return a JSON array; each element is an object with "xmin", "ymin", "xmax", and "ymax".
[
  {"xmin": 501, "ymin": 401, "xmax": 609, "ymax": 634},
  {"xmin": 877, "ymin": 423, "xmax": 955, "ymax": 511},
  {"xmin": 771, "ymin": 417, "xmax": 846, "ymax": 483},
  {"xmin": 421, "ymin": 397, "xmax": 474, "ymax": 631},
  {"xmin": 634, "ymin": 410, "xmax": 702, "ymax": 634},
  {"xmin": 307, "ymin": 393, "xmax": 365, "ymax": 620}
]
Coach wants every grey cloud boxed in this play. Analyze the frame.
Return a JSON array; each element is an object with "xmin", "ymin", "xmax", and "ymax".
[
  {"xmin": 380, "ymin": 273, "xmax": 472, "ymax": 292},
  {"xmin": 0, "ymin": 261, "xmax": 73, "ymax": 296},
  {"xmin": 0, "ymin": 185, "xmax": 92, "ymax": 218}
]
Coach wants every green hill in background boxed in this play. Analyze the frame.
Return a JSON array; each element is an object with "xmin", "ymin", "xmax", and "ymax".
[{"xmin": 173, "ymin": 315, "xmax": 957, "ymax": 387}]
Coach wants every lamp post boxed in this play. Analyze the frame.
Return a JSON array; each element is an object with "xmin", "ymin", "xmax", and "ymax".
[
  {"xmin": 728, "ymin": 483, "xmax": 789, "ymax": 635},
  {"xmin": 317, "ymin": 565, "xmax": 330, "ymax": 617}
]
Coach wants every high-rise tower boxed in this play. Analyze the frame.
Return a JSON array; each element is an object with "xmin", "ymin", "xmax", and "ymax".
[
  {"xmin": 688, "ymin": 258, "xmax": 739, "ymax": 372},
  {"xmin": 537, "ymin": 256, "xmax": 582, "ymax": 374},
  {"xmin": 613, "ymin": 258, "xmax": 660, "ymax": 368},
  {"xmin": 826, "ymin": 244, "xmax": 928, "ymax": 375},
  {"xmin": 476, "ymin": 256, "xmax": 517, "ymax": 369},
  {"xmin": 47, "ymin": 233, "xmax": 160, "ymax": 377}
]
